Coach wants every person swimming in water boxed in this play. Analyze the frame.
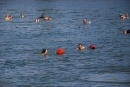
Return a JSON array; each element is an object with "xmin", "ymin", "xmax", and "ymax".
[
  {"xmin": 123, "ymin": 30, "xmax": 130, "ymax": 34},
  {"xmin": 120, "ymin": 13, "xmax": 129, "ymax": 19},
  {"xmin": 34, "ymin": 18, "xmax": 40, "ymax": 22},
  {"xmin": 39, "ymin": 13, "xmax": 45, "ymax": 18},
  {"xmin": 42, "ymin": 48, "xmax": 48, "ymax": 55},
  {"xmin": 77, "ymin": 44, "xmax": 85, "ymax": 50},
  {"xmin": 4, "ymin": 15, "xmax": 12, "ymax": 21},
  {"xmin": 38, "ymin": 14, "xmax": 51, "ymax": 20},
  {"xmin": 83, "ymin": 19, "xmax": 87, "ymax": 24},
  {"xmin": 8, "ymin": 15, "xmax": 12, "ymax": 19},
  {"xmin": 83, "ymin": 19, "xmax": 91, "ymax": 24},
  {"xmin": 125, "ymin": 13, "xmax": 129, "ymax": 19},
  {"xmin": 20, "ymin": 14, "xmax": 24, "ymax": 18}
]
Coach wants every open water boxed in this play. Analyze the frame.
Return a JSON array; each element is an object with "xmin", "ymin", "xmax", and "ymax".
[{"xmin": 0, "ymin": 0, "xmax": 130, "ymax": 87}]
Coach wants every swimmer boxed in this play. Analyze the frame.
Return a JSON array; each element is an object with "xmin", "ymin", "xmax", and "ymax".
[
  {"xmin": 125, "ymin": 13, "xmax": 129, "ymax": 19},
  {"xmin": 34, "ymin": 18, "xmax": 40, "ymax": 22},
  {"xmin": 83, "ymin": 19, "xmax": 91, "ymax": 24},
  {"xmin": 123, "ymin": 30, "xmax": 130, "ymax": 34},
  {"xmin": 20, "ymin": 14, "xmax": 24, "ymax": 18},
  {"xmin": 120, "ymin": 13, "xmax": 129, "ymax": 19},
  {"xmin": 120, "ymin": 14, "xmax": 125, "ymax": 19},
  {"xmin": 42, "ymin": 48, "xmax": 48, "ymax": 55},
  {"xmin": 39, "ymin": 13, "xmax": 45, "ymax": 18},
  {"xmin": 4, "ymin": 15, "xmax": 11, "ymax": 21},
  {"xmin": 83, "ymin": 19, "xmax": 87, "ymax": 24},
  {"xmin": 77, "ymin": 44, "xmax": 85, "ymax": 50},
  {"xmin": 8, "ymin": 15, "xmax": 12, "ymax": 19},
  {"xmin": 6, "ymin": 15, "xmax": 9, "ymax": 18}
]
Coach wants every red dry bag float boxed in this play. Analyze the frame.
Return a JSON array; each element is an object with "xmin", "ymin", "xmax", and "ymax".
[
  {"xmin": 90, "ymin": 44, "xmax": 96, "ymax": 49},
  {"xmin": 56, "ymin": 48, "xmax": 65, "ymax": 55}
]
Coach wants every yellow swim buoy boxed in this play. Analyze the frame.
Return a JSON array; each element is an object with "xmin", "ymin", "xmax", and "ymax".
[{"xmin": 4, "ymin": 17, "xmax": 10, "ymax": 21}]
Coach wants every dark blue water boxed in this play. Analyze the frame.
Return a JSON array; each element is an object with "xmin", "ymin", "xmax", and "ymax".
[{"xmin": 0, "ymin": 0, "xmax": 130, "ymax": 87}]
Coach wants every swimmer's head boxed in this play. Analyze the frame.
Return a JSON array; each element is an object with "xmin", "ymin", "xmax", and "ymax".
[
  {"xmin": 6, "ymin": 15, "xmax": 9, "ymax": 17},
  {"xmin": 125, "ymin": 13, "xmax": 129, "ymax": 17},
  {"xmin": 123, "ymin": 30, "xmax": 127, "ymax": 34},
  {"xmin": 42, "ymin": 14, "xmax": 44, "ymax": 16},
  {"xmin": 78, "ymin": 43, "xmax": 82, "ymax": 46},
  {"xmin": 20, "ymin": 14, "xmax": 24, "ymax": 18},
  {"xmin": 78, "ymin": 44, "xmax": 83, "ymax": 49},
  {"xmin": 42, "ymin": 48, "xmax": 48, "ymax": 55},
  {"xmin": 83, "ymin": 19, "xmax": 87, "ymax": 24},
  {"xmin": 42, "ymin": 49, "xmax": 47, "ymax": 53},
  {"xmin": 77, "ymin": 43, "xmax": 85, "ymax": 50}
]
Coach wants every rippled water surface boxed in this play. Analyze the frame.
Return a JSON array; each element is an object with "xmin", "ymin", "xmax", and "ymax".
[{"xmin": 0, "ymin": 0, "xmax": 130, "ymax": 87}]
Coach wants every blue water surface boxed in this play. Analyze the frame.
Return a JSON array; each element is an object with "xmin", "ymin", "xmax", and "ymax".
[{"xmin": 0, "ymin": 0, "xmax": 130, "ymax": 87}]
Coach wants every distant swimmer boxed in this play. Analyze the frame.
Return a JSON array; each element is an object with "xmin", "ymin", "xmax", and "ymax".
[
  {"xmin": 42, "ymin": 48, "xmax": 48, "ymax": 56},
  {"xmin": 38, "ymin": 14, "xmax": 51, "ymax": 20},
  {"xmin": 39, "ymin": 13, "xmax": 45, "ymax": 18},
  {"xmin": 120, "ymin": 13, "xmax": 129, "ymax": 19},
  {"xmin": 119, "ymin": 14, "xmax": 125, "ymax": 19},
  {"xmin": 125, "ymin": 13, "xmax": 129, "ymax": 19},
  {"xmin": 8, "ymin": 15, "xmax": 12, "ymax": 19},
  {"xmin": 77, "ymin": 44, "xmax": 85, "ymax": 50},
  {"xmin": 36, "ymin": 14, "xmax": 50, "ymax": 22},
  {"xmin": 123, "ymin": 30, "xmax": 130, "ymax": 34},
  {"xmin": 83, "ymin": 19, "xmax": 91, "ymax": 24},
  {"xmin": 34, "ymin": 18, "xmax": 40, "ymax": 22},
  {"xmin": 4, "ymin": 15, "xmax": 12, "ymax": 21},
  {"xmin": 83, "ymin": 19, "xmax": 87, "ymax": 24},
  {"xmin": 20, "ymin": 14, "xmax": 24, "ymax": 18}
]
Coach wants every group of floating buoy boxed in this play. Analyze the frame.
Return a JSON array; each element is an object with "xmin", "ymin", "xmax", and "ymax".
[{"xmin": 42, "ymin": 44, "xmax": 96, "ymax": 56}]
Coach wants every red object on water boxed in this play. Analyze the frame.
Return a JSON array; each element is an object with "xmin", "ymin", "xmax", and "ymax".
[
  {"xmin": 90, "ymin": 44, "xmax": 96, "ymax": 49},
  {"xmin": 56, "ymin": 48, "xmax": 65, "ymax": 55}
]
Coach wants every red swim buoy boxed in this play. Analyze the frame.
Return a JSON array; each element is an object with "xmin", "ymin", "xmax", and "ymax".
[
  {"xmin": 90, "ymin": 44, "xmax": 96, "ymax": 49},
  {"xmin": 56, "ymin": 48, "xmax": 65, "ymax": 55}
]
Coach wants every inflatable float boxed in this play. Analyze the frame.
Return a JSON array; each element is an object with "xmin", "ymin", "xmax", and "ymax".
[
  {"xmin": 90, "ymin": 44, "xmax": 96, "ymax": 49},
  {"xmin": 56, "ymin": 48, "xmax": 65, "ymax": 55}
]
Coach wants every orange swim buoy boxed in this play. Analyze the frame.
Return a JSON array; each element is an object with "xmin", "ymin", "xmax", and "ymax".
[
  {"xmin": 56, "ymin": 48, "xmax": 65, "ymax": 55},
  {"xmin": 44, "ymin": 17, "xmax": 51, "ymax": 20},
  {"xmin": 90, "ymin": 44, "xmax": 96, "ymax": 49}
]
